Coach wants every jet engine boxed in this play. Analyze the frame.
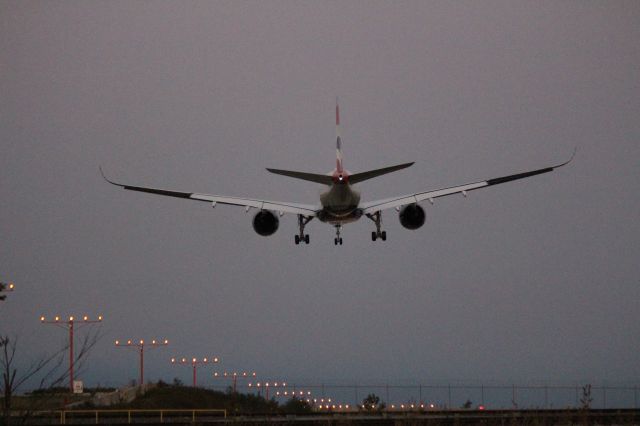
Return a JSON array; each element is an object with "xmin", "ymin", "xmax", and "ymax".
[
  {"xmin": 252, "ymin": 210, "xmax": 279, "ymax": 236},
  {"xmin": 399, "ymin": 203, "xmax": 425, "ymax": 230}
]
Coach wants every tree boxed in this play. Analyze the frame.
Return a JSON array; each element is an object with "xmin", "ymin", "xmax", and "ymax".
[
  {"xmin": 279, "ymin": 397, "xmax": 312, "ymax": 414},
  {"xmin": 580, "ymin": 384, "xmax": 593, "ymax": 409},
  {"xmin": 361, "ymin": 393, "xmax": 385, "ymax": 412},
  {"xmin": 0, "ymin": 282, "xmax": 14, "ymax": 302},
  {"xmin": 1, "ymin": 330, "xmax": 100, "ymax": 426}
]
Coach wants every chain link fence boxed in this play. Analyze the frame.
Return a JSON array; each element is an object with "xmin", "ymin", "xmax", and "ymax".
[{"xmin": 209, "ymin": 383, "xmax": 639, "ymax": 410}]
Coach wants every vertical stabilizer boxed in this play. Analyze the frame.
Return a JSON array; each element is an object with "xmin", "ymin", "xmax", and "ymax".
[{"xmin": 335, "ymin": 98, "xmax": 344, "ymax": 173}]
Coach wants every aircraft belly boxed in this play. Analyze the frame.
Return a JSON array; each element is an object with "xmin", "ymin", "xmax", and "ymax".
[{"xmin": 318, "ymin": 185, "xmax": 362, "ymax": 224}]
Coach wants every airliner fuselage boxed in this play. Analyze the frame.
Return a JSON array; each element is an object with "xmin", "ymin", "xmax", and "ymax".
[{"xmin": 102, "ymin": 100, "xmax": 574, "ymax": 245}]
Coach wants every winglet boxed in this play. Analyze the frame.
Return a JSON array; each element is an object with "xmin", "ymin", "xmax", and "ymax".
[
  {"xmin": 555, "ymin": 146, "xmax": 578, "ymax": 169},
  {"xmin": 99, "ymin": 166, "xmax": 122, "ymax": 187}
]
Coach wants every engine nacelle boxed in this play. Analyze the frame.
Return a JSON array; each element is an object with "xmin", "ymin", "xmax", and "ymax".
[
  {"xmin": 252, "ymin": 210, "xmax": 279, "ymax": 236},
  {"xmin": 399, "ymin": 203, "xmax": 425, "ymax": 230}
]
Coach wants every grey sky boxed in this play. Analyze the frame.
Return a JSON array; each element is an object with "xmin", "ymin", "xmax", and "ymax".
[{"xmin": 1, "ymin": 1, "xmax": 639, "ymax": 393}]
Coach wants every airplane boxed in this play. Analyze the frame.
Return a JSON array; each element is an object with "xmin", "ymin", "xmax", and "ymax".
[{"xmin": 101, "ymin": 101, "xmax": 574, "ymax": 245}]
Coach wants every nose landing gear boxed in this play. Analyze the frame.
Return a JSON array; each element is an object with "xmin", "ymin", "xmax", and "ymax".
[
  {"xmin": 334, "ymin": 225, "xmax": 343, "ymax": 245},
  {"xmin": 366, "ymin": 211, "xmax": 387, "ymax": 241}
]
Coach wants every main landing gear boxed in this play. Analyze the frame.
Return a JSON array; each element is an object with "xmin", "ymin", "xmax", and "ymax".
[
  {"xmin": 334, "ymin": 225, "xmax": 343, "ymax": 245},
  {"xmin": 295, "ymin": 215, "xmax": 313, "ymax": 245},
  {"xmin": 366, "ymin": 211, "xmax": 387, "ymax": 241}
]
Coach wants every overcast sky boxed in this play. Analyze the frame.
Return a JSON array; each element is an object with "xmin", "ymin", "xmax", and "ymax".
[{"xmin": 1, "ymin": 1, "xmax": 639, "ymax": 396}]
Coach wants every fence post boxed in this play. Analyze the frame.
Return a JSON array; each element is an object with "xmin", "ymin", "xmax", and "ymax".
[
  {"xmin": 603, "ymin": 386, "xmax": 606, "ymax": 409},
  {"xmin": 448, "ymin": 384, "xmax": 451, "ymax": 408}
]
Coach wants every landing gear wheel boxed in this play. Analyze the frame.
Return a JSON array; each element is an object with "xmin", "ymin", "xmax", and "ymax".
[
  {"xmin": 339, "ymin": 238, "xmax": 343, "ymax": 245},
  {"xmin": 295, "ymin": 235, "xmax": 300, "ymax": 245},
  {"xmin": 304, "ymin": 234, "xmax": 310, "ymax": 244},
  {"xmin": 371, "ymin": 231, "xmax": 377, "ymax": 241},
  {"xmin": 381, "ymin": 231, "xmax": 387, "ymax": 241}
]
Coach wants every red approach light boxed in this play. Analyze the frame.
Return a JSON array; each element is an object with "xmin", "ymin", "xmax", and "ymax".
[{"xmin": 478, "ymin": 405, "xmax": 486, "ymax": 411}]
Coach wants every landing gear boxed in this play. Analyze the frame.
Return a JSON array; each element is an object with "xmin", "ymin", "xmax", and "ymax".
[
  {"xmin": 334, "ymin": 225, "xmax": 343, "ymax": 245},
  {"xmin": 366, "ymin": 211, "xmax": 387, "ymax": 242},
  {"xmin": 371, "ymin": 230, "xmax": 386, "ymax": 241},
  {"xmin": 295, "ymin": 215, "xmax": 312, "ymax": 245}
]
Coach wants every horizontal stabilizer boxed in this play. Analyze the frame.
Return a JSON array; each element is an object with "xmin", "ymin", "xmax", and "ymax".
[
  {"xmin": 349, "ymin": 162, "xmax": 414, "ymax": 184},
  {"xmin": 266, "ymin": 168, "xmax": 334, "ymax": 185}
]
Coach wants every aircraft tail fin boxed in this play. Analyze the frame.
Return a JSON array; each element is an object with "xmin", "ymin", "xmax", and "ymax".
[
  {"xmin": 336, "ymin": 98, "xmax": 344, "ymax": 173},
  {"xmin": 349, "ymin": 162, "xmax": 415, "ymax": 184},
  {"xmin": 266, "ymin": 100, "xmax": 413, "ymax": 186}
]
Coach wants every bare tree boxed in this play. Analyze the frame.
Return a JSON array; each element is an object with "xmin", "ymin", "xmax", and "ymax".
[
  {"xmin": 1, "ymin": 329, "xmax": 100, "ymax": 426},
  {"xmin": 0, "ymin": 282, "xmax": 14, "ymax": 302}
]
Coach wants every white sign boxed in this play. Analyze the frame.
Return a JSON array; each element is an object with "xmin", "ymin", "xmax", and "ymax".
[{"xmin": 73, "ymin": 380, "xmax": 83, "ymax": 394}]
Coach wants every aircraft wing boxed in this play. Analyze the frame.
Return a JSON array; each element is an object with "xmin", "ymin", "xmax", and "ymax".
[
  {"xmin": 100, "ymin": 168, "xmax": 318, "ymax": 216},
  {"xmin": 361, "ymin": 150, "xmax": 575, "ymax": 215}
]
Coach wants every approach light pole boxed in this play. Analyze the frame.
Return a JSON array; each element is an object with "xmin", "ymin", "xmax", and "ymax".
[
  {"xmin": 248, "ymin": 381, "xmax": 287, "ymax": 400},
  {"xmin": 213, "ymin": 371, "xmax": 256, "ymax": 392},
  {"xmin": 115, "ymin": 339, "xmax": 168, "ymax": 386},
  {"xmin": 171, "ymin": 356, "xmax": 219, "ymax": 387},
  {"xmin": 40, "ymin": 315, "xmax": 103, "ymax": 392}
]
